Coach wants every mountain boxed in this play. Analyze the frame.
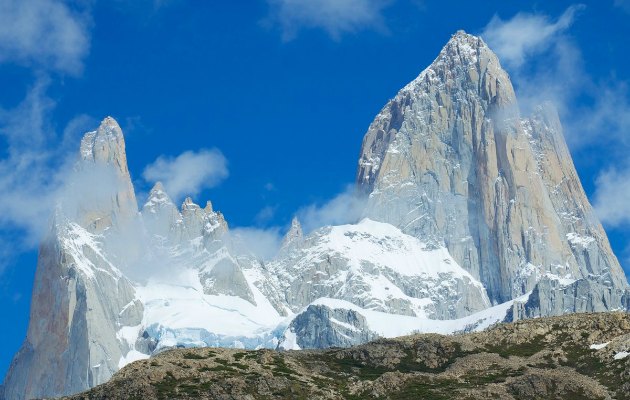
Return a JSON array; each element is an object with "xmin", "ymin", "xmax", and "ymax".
[
  {"xmin": 3, "ymin": 31, "xmax": 629, "ymax": 400},
  {"xmin": 62, "ymin": 312, "xmax": 630, "ymax": 399},
  {"xmin": 356, "ymin": 31, "xmax": 628, "ymax": 310}
]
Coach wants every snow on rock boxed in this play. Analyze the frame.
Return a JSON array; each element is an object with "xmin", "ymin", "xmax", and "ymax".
[
  {"xmin": 614, "ymin": 351, "xmax": 629, "ymax": 360},
  {"xmin": 590, "ymin": 342, "xmax": 609, "ymax": 350},
  {"xmin": 268, "ymin": 218, "xmax": 491, "ymax": 320},
  {"xmin": 310, "ymin": 292, "xmax": 530, "ymax": 337},
  {"xmin": 566, "ymin": 233, "xmax": 596, "ymax": 249}
]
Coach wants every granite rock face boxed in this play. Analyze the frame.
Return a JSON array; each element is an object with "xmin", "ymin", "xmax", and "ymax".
[
  {"xmin": 356, "ymin": 31, "xmax": 628, "ymax": 310},
  {"xmin": 3, "ymin": 118, "xmax": 143, "ymax": 400},
  {"xmin": 511, "ymin": 277, "xmax": 630, "ymax": 320},
  {"xmin": 76, "ymin": 117, "xmax": 138, "ymax": 232}
]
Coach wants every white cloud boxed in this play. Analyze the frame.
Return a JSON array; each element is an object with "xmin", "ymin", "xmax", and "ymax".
[
  {"xmin": 229, "ymin": 226, "xmax": 282, "ymax": 261},
  {"xmin": 593, "ymin": 165, "xmax": 630, "ymax": 228},
  {"xmin": 481, "ymin": 5, "xmax": 583, "ymax": 69},
  {"xmin": 0, "ymin": 78, "xmax": 82, "ymax": 253},
  {"xmin": 480, "ymin": 5, "xmax": 586, "ymax": 119},
  {"xmin": 142, "ymin": 149, "xmax": 228, "ymax": 202},
  {"xmin": 227, "ymin": 186, "xmax": 368, "ymax": 260},
  {"xmin": 481, "ymin": 6, "xmax": 630, "ymax": 151},
  {"xmin": 266, "ymin": 0, "xmax": 393, "ymax": 40},
  {"xmin": 297, "ymin": 185, "xmax": 367, "ymax": 233},
  {"xmin": 571, "ymin": 84, "xmax": 630, "ymax": 150},
  {"xmin": 0, "ymin": 0, "xmax": 96, "ymax": 262},
  {"xmin": 0, "ymin": 0, "xmax": 91, "ymax": 74}
]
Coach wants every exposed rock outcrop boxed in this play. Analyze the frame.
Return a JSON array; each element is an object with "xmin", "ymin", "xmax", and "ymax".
[{"xmin": 280, "ymin": 304, "xmax": 379, "ymax": 349}]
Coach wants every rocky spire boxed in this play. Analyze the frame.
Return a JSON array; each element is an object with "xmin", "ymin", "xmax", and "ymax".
[
  {"xmin": 143, "ymin": 182, "xmax": 173, "ymax": 212},
  {"xmin": 356, "ymin": 31, "xmax": 628, "ymax": 305},
  {"xmin": 75, "ymin": 117, "xmax": 138, "ymax": 232},
  {"xmin": 80, "ymin": 117, "xmax": 131, "ymax": 173},
  {"xmin": 281, "ymin": 217, "xmax": 303, "ymax": 250},
  {"xmin": 141, "ymin": 182, "xmax": 181, "ymax": 241},
  {"xmin": 177, "ymin": 197, "xmax": 228, "ymax": 244}
]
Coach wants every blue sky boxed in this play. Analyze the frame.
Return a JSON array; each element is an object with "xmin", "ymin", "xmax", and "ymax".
[{"xmin": 1, "ymin": 0, "xmax": 630, "ymax": 378}]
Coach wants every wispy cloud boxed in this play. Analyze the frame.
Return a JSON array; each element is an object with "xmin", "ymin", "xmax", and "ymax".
[
  {"xmin": 228, "ymin": 186, "xmax": 368, "ymax": 260},
  {"xmin": 229, "ymin": 226, "xmax": 283, "ymax": 261},
  {"xmin": 297, "ymin": 185, "xmax": 367, "ymax": 233},
  {"xmin": 481, "ymin": 5, "xmax": 583, "ymax": 70},
  {"xmin": 142, "ymin": 149, "xmax": 229, "ymax": 203},
  {"xmin": 0, "ymin": 0, "xmax": 91, "ymax": 75},
  {"xmin": 571, "ymin": 83, "xmax": 630, "ymax": 151},
  {"xmin": 0, "ymin": 0, "xmax": 94, "ymax": 275},
  {"xmin": 481, "ymin": 4, "xmax": 587, "ymax": 118},
  {"xmin": 0, "ymin": 78, "xmax": 87, "ymax": 260},
  {"xmin": 266, "ymin": 0, "xmax": 393, "ymax": 41},
  {"xmin": 593, "ymin": 165, "xmax": 630, "ymax": 227}
]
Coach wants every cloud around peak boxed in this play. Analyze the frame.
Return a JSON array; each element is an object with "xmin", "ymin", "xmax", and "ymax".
[
  {"xmin": 142, "ymin": 149, "xmax": 229, "ymax": 203},
  {"xmin": 481, "ymin": 4, "xmax": 583, "ymax": 70},
  {"xmin": 480, "ymin": 5, "xmax": 630, "ymax": 237}
]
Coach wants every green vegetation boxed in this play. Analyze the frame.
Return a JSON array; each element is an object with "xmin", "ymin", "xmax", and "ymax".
[
  {"xmin": 154, "ymin": 371, "xmax": 178, "ymax": 399},
  {"xmin": 182, "ymin": 352, "xmax": 208, "ymax": 360},
  {"xmin": 182, "ymin": 349, "xmax": 216, "ymax": 359},
  {"xmin": 485, "ymin": 335, "xmax": 546, "ymax": 358},
  {"xmin": 396, "ymin": 378, "xmax": 460, "ymax": 400}
]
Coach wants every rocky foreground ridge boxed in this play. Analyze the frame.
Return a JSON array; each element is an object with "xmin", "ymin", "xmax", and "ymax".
[{"xmin": 63, "ymin": 312, "xmax": 630, "ymax": 400}]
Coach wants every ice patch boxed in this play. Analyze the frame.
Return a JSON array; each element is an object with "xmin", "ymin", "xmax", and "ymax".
[{"xmin": 281, "ymin": 328, "xmax": 301, "ymax": 350}]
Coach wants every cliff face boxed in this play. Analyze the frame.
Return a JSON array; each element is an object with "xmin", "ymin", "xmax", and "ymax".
[
  {"xmin": 3, "ymin": 118, "xmax": 144, "ymax": 400},
  {"xmin": 356, "ymin": 31, "xmax": 628, "ymax": 308}
]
